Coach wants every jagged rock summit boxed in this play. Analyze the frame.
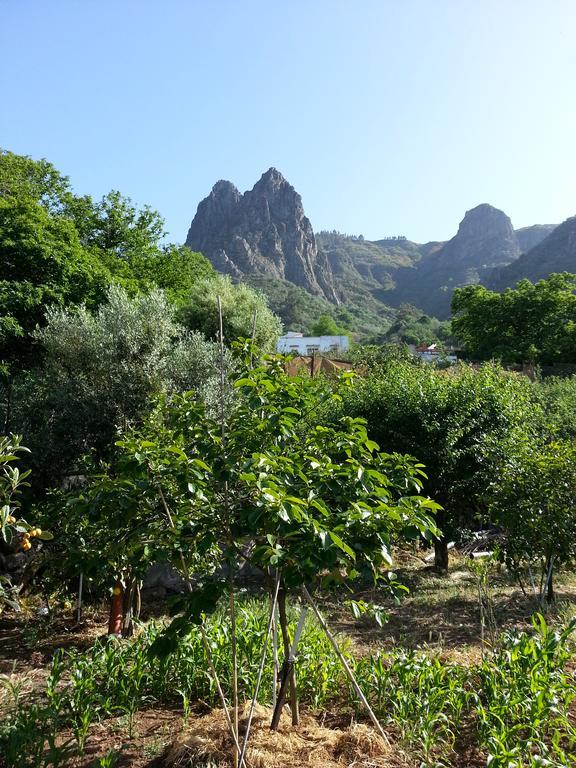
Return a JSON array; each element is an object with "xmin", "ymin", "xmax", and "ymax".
[
  {"xmin": 186, "ymin": 168, "xmax": 338, "ymax": 302},
  {"xmin": 389, "ymin": 203, "xmax": 521, "ymax": 317}
]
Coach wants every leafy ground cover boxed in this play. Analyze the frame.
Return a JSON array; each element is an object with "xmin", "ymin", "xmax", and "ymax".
[{"xmin": 2, "ymin": 559, "xmax": 576, "ymax": 767}]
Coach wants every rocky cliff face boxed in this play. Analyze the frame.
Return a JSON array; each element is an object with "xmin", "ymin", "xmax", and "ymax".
[
  {"xmin": 186, "ymin": 168, "xmax": 338, "ymax": 302},
  {"xmin": 490, "ymin": 216, "xmax": 575, "ymax": 290},
  {"xmin": 389, "ymin": 204, "xmax": 521, "ymax": 317},
  {"xmin": 515, "ymin": 224, "xmax": 557, "ymax": 254}
]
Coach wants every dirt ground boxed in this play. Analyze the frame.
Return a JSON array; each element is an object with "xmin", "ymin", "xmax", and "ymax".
[{"xmin": 1, "ymin": 554, "xmax": 575, "ymax": 767}]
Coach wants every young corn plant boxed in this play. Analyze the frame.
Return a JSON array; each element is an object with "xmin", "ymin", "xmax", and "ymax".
[{"xmin": 474, "ymin": 614, "xmax": 576, "ymax": 767}]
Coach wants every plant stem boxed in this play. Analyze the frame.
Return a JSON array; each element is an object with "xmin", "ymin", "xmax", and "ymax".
[
  {"xmin": 239, "ymin": 574, "xmax": 281, "ymax": 767},
  {"xmin": 277, "ymin": 587, "xmax": 299, "ymax": 725},
  {"xmin": 302, "ymin": 586, "xmax": 390, "ymax": 746}
]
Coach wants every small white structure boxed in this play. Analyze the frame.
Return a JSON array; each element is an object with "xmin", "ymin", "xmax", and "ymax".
[
  {"xmin": 408, "ymin": 343, "xmax": 458, "ymax": 365},
  {"xmin": 277, "ymin": 331, "xmax": 349, "ymax": 356}
]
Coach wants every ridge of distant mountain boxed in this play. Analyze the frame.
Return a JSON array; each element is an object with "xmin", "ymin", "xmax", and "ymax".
[
  {"xmin": 385, "ymin": 204, "xmax": 522, "ymax": 317},
  {"xmin": 515, "ymin": 224, "xmax": 557, "ymax": 254},
  {"xmin": 489, "ymin": 216, "xmax": 576, "ymax": 291},
  {"xmin": 186, "ymin": 168, "xmax": 337, "ymax": 302},
  {"xmin": 185, "ymin": 171, "xmax": 563, "ymax": 331}
]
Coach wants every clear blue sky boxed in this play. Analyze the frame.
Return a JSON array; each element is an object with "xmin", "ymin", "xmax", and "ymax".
[{"xmin": 1, "ymin": 0, "xmax": 575, "ymax": 243}]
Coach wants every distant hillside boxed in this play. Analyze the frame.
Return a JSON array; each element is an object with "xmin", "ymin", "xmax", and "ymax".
[
  {"xmin": 387, "ymin": 205, "xmax": 522, "ymax": 318},
  {"xmin": 317, "ymin": 232, "xmax": 424, "ymax": 290},
  {"xmin": 185, "ymin": 170, "xmax": 563, "ymax": 331},
  {"xmin": 315, "ymin": 231, "xmax": 425, "ymax": 330},
  {"xmin": 515, "ymin": 224, "xmax": 557, "ymax": 254},
  {"xmin": 490, "ymin": 216, "xmax": 576, "ymax": 290}
]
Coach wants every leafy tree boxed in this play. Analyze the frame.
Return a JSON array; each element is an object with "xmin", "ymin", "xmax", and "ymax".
[
  {"xmin": 0, "ymin": 150, "xmax": 74, "ymax": 213},
  {"xmin": 59, "ymin": 344, "xmax": 438, "ymax": 650},
  {"xmin": 70, "ymin": 189, "xmax": 165, "ymax": 257},
  {"xmin": 336, "ymin": 360, "xmax": 539, "ymax": 570},
  {"xmin": 452, "ymin": 274, "xmax": 576, "ymax": 364},
  {"xmin": 0, "ymin": 195, "xmax": 111, "ymax": 369},
  {"xmin": 68, "ymin": 189, "xmax": 215, "ymax": 300},
  {"xmin": 309, "ymin": 314, "xmax": 347, "ymax": 337},
  {"xmin": 10, "ymin": 287, "xmax": 226, "ymax": 490},
  {"xmin": 490, "ymin": 440, "xmax": 576, "ymax": 602},
  {"xmin": 180, "ymin": 274, "xmax": 283, "ymax": 352},
  {"xmin": 383, "ymin": 303, "xmax": 452, "ymax": 347},
  {"xmin": 105, "ymin": 243, "xmax": 214, "ymax": 307}
]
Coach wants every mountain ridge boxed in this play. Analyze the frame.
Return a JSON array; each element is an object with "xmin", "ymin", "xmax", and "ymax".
[
  {"xmin": 186, "ymin": 168, "xmax": 338, "ymax": 302},
  {"xmin": 185, "ymin": 169, "xmax": 565, "ymax": 331}
]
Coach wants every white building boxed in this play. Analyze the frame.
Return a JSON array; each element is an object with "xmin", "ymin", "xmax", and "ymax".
[{"xmin": 277, "ymin": 331, "xmax": 349, "ymax": 356}]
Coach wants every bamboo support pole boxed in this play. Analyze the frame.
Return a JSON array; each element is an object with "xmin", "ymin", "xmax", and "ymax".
[
  {"xmin": 200, "ymin": 625, "xmax": 248, "ymax": 768},
  {"xmin": 272, "ymin": 601, "xmax": 279, "ymax": 708},
  {"xmin": 238, "ymin": 575, "xmax": 281, "ymax": 768},
  {"xmin": 217, "ymin": 294, "xmax": 239, "ymax": 768},
  {"xmin": 76, "ymin": 573, "xmax": 83, "ymax": 624},
  {"xmin": 301, "ymin": 586, "xmax": 390, "ymax": 746}
]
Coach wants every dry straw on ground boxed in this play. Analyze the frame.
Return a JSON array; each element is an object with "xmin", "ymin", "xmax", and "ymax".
[{"xmin": 165, "ymin": 703, "xmax": 411, "ymax": 768}]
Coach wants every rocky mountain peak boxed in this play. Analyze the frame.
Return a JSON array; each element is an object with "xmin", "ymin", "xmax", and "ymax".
[
  {"xmin": 387, "ymin": 203, "xmax": 521, "ymax": 318},
  {"xmin": 210, "ymin": 179, "xmax": 240, "ymax": 200},
  {"xmin": 444, "ymin": 204, "xmax": 520, "ymax": 269},
  {"xmin": 186, "ymin": 170, "xmax": 338, "ymax": 302},
  {"xmin": 254, "ymin": 167, "xmax": 289, "ymax": 189},
  {"xmin": 457, "ymin": 204, "xmax": 516, "ymax": 241}
]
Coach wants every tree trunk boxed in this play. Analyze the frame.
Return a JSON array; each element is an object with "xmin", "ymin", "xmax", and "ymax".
[
  {"xmin": 122, "ymin": 576, "xmax": 141, "ymax": 637},
  {"xmin": 546, "ymin": 558, "xmax": 555, "ymax": 604},
  {"xmin": 108, "ymin": 580, "xmax": 124, "ymax": 635},
  {"xmin": 434, "ymin": 536, "xmax": 449, "ymax": 573},
  {"xmin": 277, "ymin": 588, "xmax": 299, "ymax": 725}
]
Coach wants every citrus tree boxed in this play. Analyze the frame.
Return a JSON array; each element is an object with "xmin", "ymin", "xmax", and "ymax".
[
  {"xmin": 0, "ymin": 435, "xmax": 51, "ymax": 612},
  {"xmin": 490, "ymin": 440, "xmax": 576, "ymax": 602}
]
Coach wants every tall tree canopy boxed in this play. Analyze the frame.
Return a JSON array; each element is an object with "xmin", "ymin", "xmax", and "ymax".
[
  {"xmin": 451, "ymin": 273, "xmax": 576, "ymax": 364},
  {"xmin": 0, "ymin": 150, "xmax": 214, "ymax": 371},
  {"xmin": 180, "ymin": 274, "xmax": 283, "ymax": 352},
  {"xmin": 336, "ymin": 359, "xmax": 539, "ymax": 569}
]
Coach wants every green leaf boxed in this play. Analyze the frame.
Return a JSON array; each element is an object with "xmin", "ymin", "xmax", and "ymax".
[{"xmin": 329, "ymin": 531, "xmax": 356, "ymax": 560}]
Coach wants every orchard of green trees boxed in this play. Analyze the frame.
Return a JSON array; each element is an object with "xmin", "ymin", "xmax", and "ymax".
[{"xmin": 3, "ymin": 147, "xmax": 576, "ymax": 622}]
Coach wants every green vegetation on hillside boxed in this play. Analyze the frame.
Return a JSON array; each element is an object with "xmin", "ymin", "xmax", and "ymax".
[{"xmin": 380, "ymin": 303, "xmax": 452, "ymax": 346}]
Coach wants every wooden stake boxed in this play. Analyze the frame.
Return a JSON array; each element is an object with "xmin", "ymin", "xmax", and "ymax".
[
  {"xmin": 301, "ymin": 586, "xmax": 390, "ymax": 745},
  {"xmin": 239, "ymin": 575, "xmax": 281, "ymax": 767},
  {"xmin": 76, "ymin": 573, "xmax": 83, "ymax": 624},
  {"xmin": 271, "ymin": 606, "xmax": 308, "ymax": 730}
]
